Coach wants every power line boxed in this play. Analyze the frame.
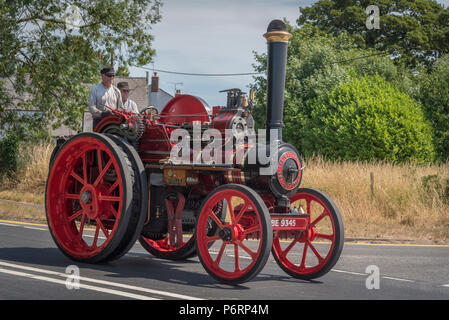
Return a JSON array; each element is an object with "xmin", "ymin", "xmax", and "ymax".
[
  {"xmin": 137, "ymin": 51, "xmax": 390, "ymax": 77},
  {"xmin": 138, "ymin": 66, "xmax": 263, "ymax": 77}
]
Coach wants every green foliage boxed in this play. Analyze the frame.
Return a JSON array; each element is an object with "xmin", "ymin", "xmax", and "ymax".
[
  {"xmin": 297, "ymin": 0, "xmax": 449, "ymax": 68},
  {"xmin": 0, "ymin": 0, "xmax": 162, "ymax": 140},
  {"xmin": 302, "ymin": 75, "xmax": 435, "ymax": 163},
  {"xmin": 418, "ymin": 54, "xmax": 449, "ymax": 161},
  {"xmin": 251, "ymin": 23, "xmax": 416, "ymax": 155},
  {"xmin": 0, "ymin": 132, "xmax": 20, "ymax": 179}
]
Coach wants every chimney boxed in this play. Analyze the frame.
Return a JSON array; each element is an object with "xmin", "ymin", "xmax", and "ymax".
[
  {"xmin": 263, "ymin": 20, "xmax": 292, "ymax": 142},
  {"xmin": 151, "ymin": 72, "xmax": 159, "ymax": 92},
  {"xmin": 175, "ymin": 89, "xmax": 181, "ymax": 96}
]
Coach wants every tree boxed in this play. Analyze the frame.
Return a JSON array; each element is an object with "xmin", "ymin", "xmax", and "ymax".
[
  {"xmin": 0, "ymin": 0, "xmax": 162, "ymax": 139},
  {"xmin": 303, "ymin": 75, "xmax": 435, "ymax": 163},
  {"xmin": 419, "ymin": 54, "xmax": 449, "ymax": 160},
  {"xmin": 250, "ymin": 22, "xmax": 414, "ymax": 153},
  {"xmin": 297, "ymin": 0, "xmax": 449, "ymax": 68}
]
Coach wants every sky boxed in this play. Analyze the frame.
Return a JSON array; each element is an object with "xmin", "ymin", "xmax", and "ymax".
[{"xmin": 129, "ymin": 0, "xmax": 449, "ymax": 107}]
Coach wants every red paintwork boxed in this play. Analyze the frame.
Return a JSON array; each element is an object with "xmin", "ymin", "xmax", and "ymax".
[
  {"xmin": 94, "ymin": 115, "xmax": 122, "ymax": 133},
  {"xmin": 160, "ymin": 94, "xmax": 210, "ymax": 125}
]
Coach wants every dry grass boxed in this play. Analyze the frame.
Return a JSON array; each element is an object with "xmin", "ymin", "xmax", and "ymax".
[
  {"xmin": 301, "ymin": 156, "xmax": 449, "ymax": 242},
  {"xmin": 1, "ymin": 143, "xmax": 449, "ymax": 242}
]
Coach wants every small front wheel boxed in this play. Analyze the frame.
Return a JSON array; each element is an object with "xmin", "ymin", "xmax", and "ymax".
[
  {"xmin": 272, "ymin": 188, "xmax": 344, "ymax": 280},
  {"xmin": 195, "ymin": 184, "xmax": 272, "ymax": 285}
]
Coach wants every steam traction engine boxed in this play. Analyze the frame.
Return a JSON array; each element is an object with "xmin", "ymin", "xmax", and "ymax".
[{"xmin": 46, "ymin": 20, "xmax": 344, "ymax": 285}]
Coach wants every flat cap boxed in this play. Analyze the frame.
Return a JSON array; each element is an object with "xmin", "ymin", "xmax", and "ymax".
[
  {"xmin": 117, "ymin": 82, "xmax": 130, "ymax": 91},
  {"xmin": 100, "ymin": 67, "xmax": 115, "ymax": 76}
]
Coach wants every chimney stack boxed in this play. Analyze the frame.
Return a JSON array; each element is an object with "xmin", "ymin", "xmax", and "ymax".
[
  {"xmin": 151, "ymin": 72, "xmax": 159, "ymax": 93},
  {"xmin": 263, "ymin": 20, "xmax": 292, "ymax": 142}
]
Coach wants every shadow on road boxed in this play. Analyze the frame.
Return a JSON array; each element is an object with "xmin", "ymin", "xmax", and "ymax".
[{"xmin": 0, "ymin": 246, "xmax": 320, "ymax": 290}]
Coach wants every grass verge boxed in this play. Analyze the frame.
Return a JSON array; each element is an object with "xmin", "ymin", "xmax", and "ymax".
[{"xmin": 1, "ymin": 143, "xmax": 449, "ymax": 243}]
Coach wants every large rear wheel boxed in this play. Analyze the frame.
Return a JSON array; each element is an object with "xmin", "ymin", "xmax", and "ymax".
[{"xmin": 45, "ymin": 132, "xmax": 141, "ymax": 263}]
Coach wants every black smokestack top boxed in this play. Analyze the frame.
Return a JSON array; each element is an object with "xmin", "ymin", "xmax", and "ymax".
[
  {"xmin": 267, "ymin": 19, "xmax": 287, "ymax": 32},
  {"xmin": 263, "ymin": 20, "xmax": 292, "ymax": 142}
]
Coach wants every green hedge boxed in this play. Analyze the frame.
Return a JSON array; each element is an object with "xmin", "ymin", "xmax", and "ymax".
[
  {"xmin": 0, "ymin": 132, "xmax": 20, "ymax": 179},
  {"xmin": 302, "ymin": 75, "xmax": 435, "ymax": 163}
]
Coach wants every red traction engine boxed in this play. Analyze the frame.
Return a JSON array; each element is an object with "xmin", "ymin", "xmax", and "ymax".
[{"xmin": 46, "ymin": 20, "xmax": 344, "ymax": 285}]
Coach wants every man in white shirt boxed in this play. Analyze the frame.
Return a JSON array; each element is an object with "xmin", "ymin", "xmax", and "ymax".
[
  {"xmin": 117, "ymin": 82, "xmax": 139, "ymax": 113},
  {"xmin": 88, "ymin": 67, "xmax": 123, "ymax": 128}
]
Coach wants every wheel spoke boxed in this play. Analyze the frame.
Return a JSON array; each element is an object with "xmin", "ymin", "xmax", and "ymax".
[
  {"xmin": 68, "ymin": 209, "xmax": 83, "ymax": 222},
  {"xmin": 238, "ymin": 240, "xmax": 257, "ymax": 260},
  {"xmin": 208, "ymin": 209, "xmax": 225, "ymax": 229},
  {"xmin": 92, "ymin": 225, "xmax": 100, "ymax": 248},
  {"xmin": 243, "ymin": 224, "xmax": 260, "ymax": 236},
  {"xmin": 234, "ymin": 201, "xmax": 248, "ymax": 225},
  {"xmin": 315, "ymin": 233, "xmax": 334, "ymax": 241},
  {"xmin": 207, "ymin": 235, "xmax": 221, "ymax": 243},
  {"xmin": 78, "ymin": 214, "xmax": 86, "ymax": 238},
  {"xmin": 311, "ymin": 209, "xmax": 327, "ymax": 227},
  {"xmin": 96, "ymin": 218, "xmax": 109, "ymax": 238},
  {"xmin": 214, "ymin": 242, "xmax": 226, "ymax": 267},
  {"xmin": 110, "ymin": 206, "xmax": 118, "ymax": 218},
  {"xmin": 299, "ymin": 241, "xmax": 309, "ymax": 270},
  {"xmin": 70, "ymin": 170, "xmax": 85, "ymax": 186},
  {"xmin": 93, "ymin": 159, "xmax": 113, "ymax": 187},
  {"xmin": 308, "ymin": 241, "xmax": 324, "ymax": 263},
  {"xmin": 234, "ymin": 244, "xmax": 240, "ymax": 272},
  {"xmin": 97, "ymin": 149, "xmax": 103, "ymax": 173},
  {"xmin": 281, "ymin": 239, "xmax": 298, "ymax": 259},
  {"xmin": 82, "ymin": 154, "xmax": 88, "ymax": 184},
  {"xmin": 107, "ymin": 180, "xmax": 119, "ymax": 194},
  {"xmin": 65, "ymin": 193, "xmax": 80, "ymax": 200},
  {"xmin": 99, "ymin": 195, "xmax": 120, "ymax": 202},
  {"xmin": 225, "ymin": 196, "xmax": 235, "ymax": 224}
]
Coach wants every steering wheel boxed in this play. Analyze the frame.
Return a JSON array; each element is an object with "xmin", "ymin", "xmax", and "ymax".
[{"xmin": 140, "ymin": 106, "xmax": 159, "ymax": 117}]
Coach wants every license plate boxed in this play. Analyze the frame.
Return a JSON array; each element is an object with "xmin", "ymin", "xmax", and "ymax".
[{"xmin": 271, "ymin": 216, "xmax": 308, "ymax": 231}]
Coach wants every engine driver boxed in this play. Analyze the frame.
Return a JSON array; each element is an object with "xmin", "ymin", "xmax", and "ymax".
[{"xmin": 88, "ymin": 66, "xmax": 123, "ymax": 128}]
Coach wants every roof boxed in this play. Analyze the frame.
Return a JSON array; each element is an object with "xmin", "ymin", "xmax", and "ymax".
[{"xmin": 149, "ymin": 88, "xmax": 174, "ymax": 113}]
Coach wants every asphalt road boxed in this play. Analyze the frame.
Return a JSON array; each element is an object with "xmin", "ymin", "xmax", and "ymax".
[{"xmin": 1, "ymin": 219, "xmax": 449, "ymax": 302}]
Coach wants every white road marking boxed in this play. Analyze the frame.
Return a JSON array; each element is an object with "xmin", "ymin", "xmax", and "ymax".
[
  {"xmin": 0, "ymin": 223, "xmax": 20, "ymax": 227},
  {"xmin": 23, "ymin": 226, "xmax": 47, "ymax": 231},
  {"xmin": 381, "ymin": 276, "xmax": 415, "ymax": 283},
  {"xmin": 332, "ymin": 268, "xmax": 416, "ymax": 283},
  {"xmin": 331, "ymin": 269, "xmax": 367, "ymax": 276},
  {"xmin": 0, "ymin": 267, "xmax": 158, "ymax": 300},
  {"xmin": 0, "ymin": 260, "xmax": 202, "ymax": 300}
]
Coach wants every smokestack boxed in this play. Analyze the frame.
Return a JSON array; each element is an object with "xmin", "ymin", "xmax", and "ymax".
[
  {"xmin": 151, "ymin": 72, "xmax": 159, "ymax": 92},
  {"xmin": 263, "ymin": 20, "xmax": 292, "ymax": 142}
]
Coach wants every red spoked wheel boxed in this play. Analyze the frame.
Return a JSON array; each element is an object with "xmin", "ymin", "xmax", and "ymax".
[
  {"xmin": 139, "ymin": 192, "xmax": 197, "ymax": 260},
  {"xmin": 196, "ymin": 184, "xmax": 272, "ymax": 285},
  {"xmin": 272, "ymin": 188, "xmax": 344, "ymax": 280},
  {"xmin": 45, "ymin": 132, "xmax": 139, "ymax": 263},
  {"xmin": 139, "ymin": 192, "xmax": 225, "ymax": 260},
  {"xmin": 139, "ymin": 234, "xmax": 196, "ymax": 260}
]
